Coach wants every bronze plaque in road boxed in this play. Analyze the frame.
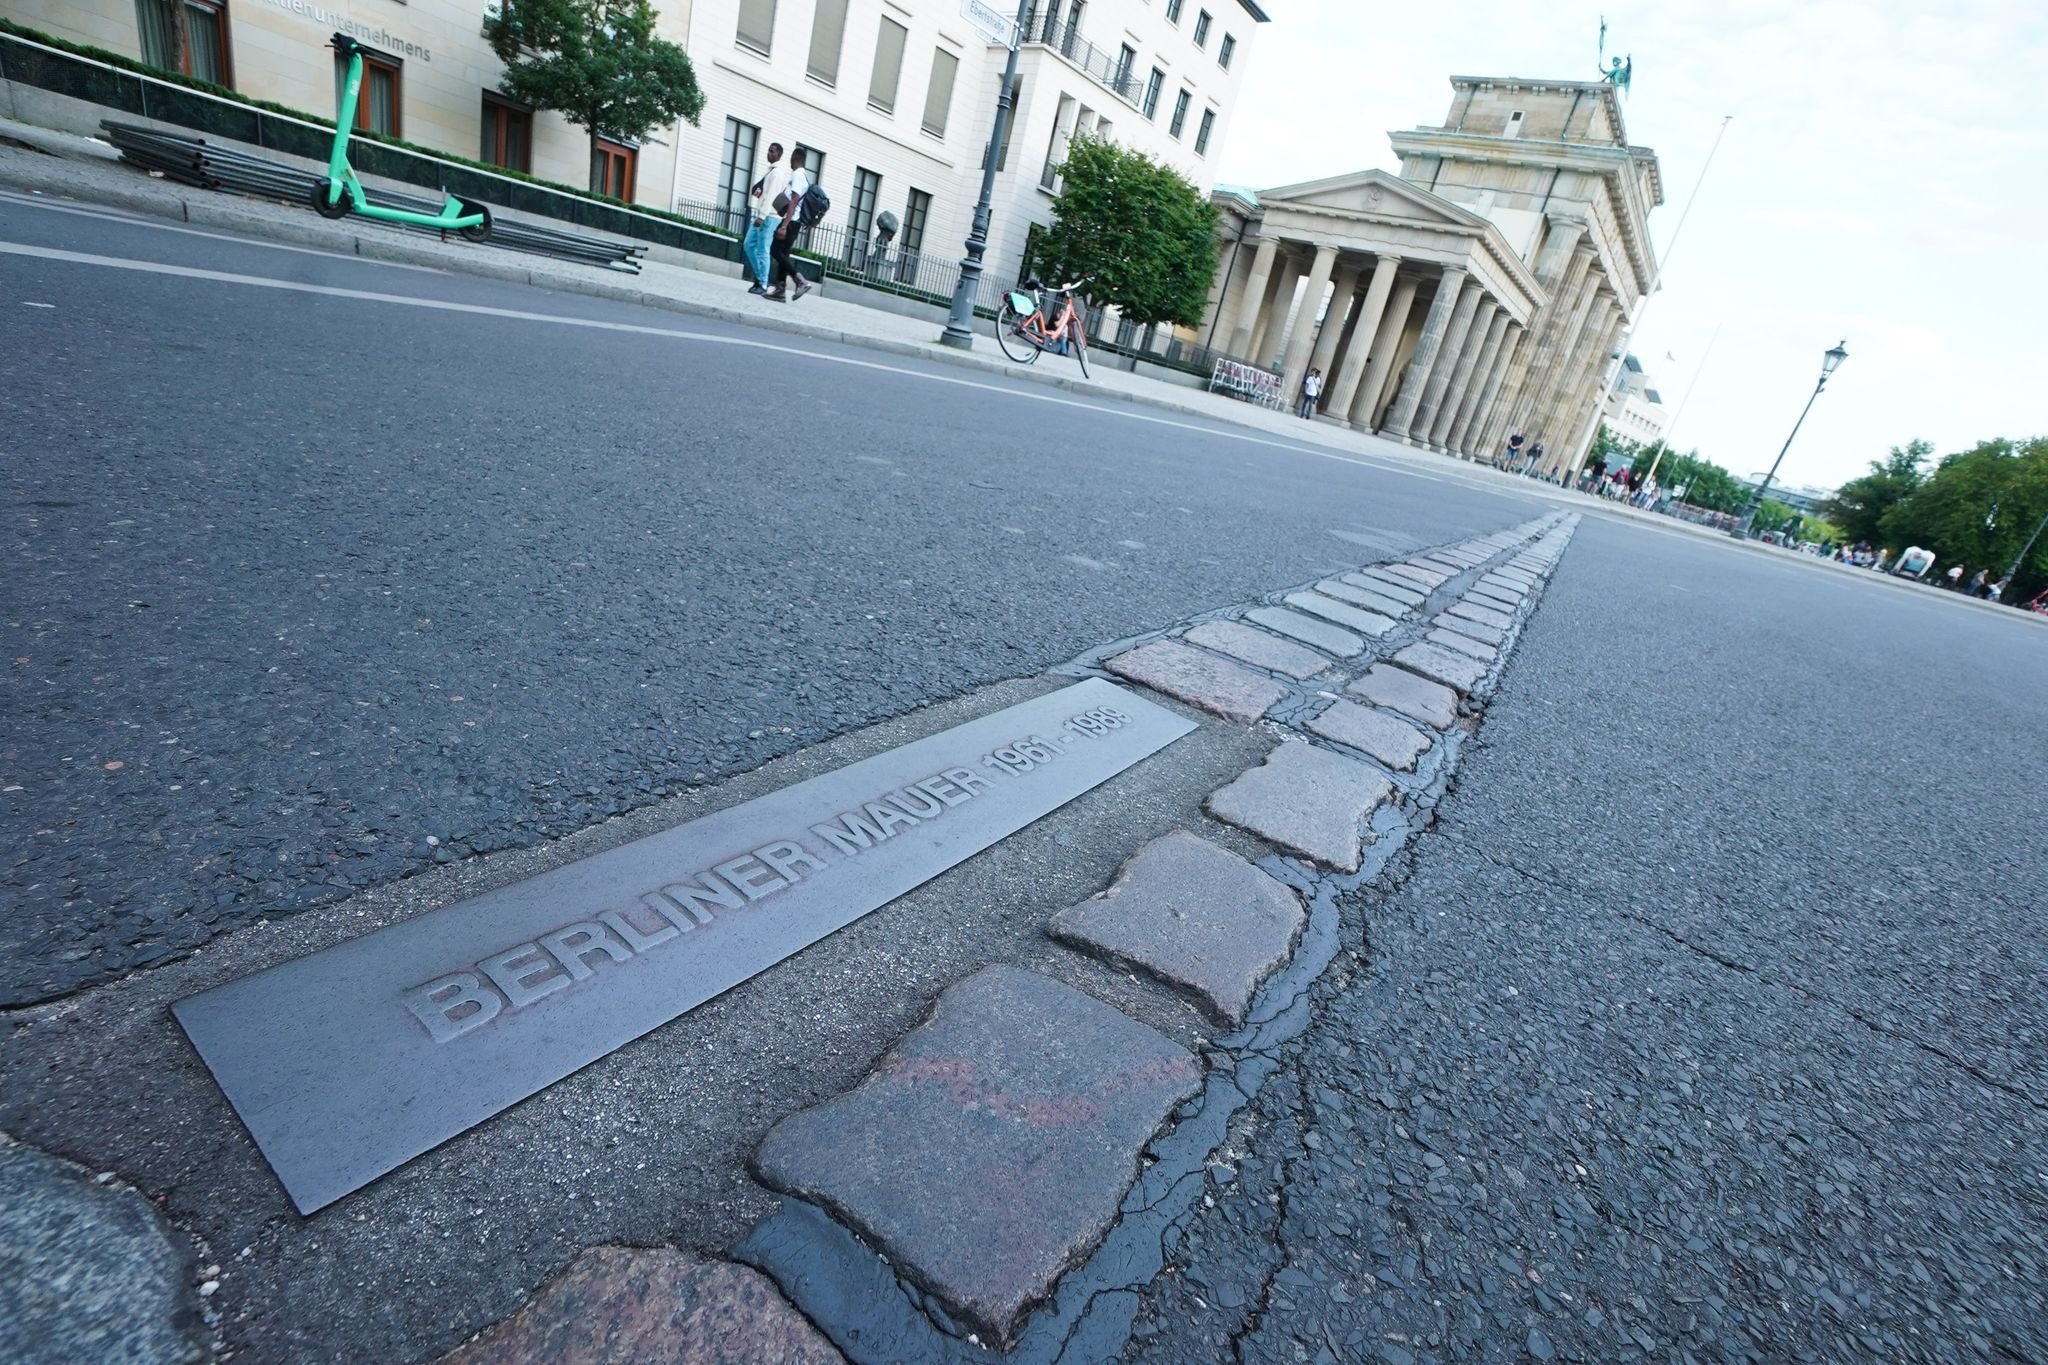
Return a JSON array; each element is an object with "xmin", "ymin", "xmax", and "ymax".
[{"xmin": 173, "ymin": 679, "xmax": 1196, "ymax": 1213}]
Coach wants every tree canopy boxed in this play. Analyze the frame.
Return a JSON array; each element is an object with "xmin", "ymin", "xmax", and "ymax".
[
  {"xmin": 1819, "ymin": 440, "xmax": 1930, "ymax": 545},
  {"xmin": 483, "ymin": 0, "xmax": 704, "ymax": 193},
  {"xmin": 1877, "ymin": 437, "xmax": 2048, "ymax": 591},
  {"xmin": 1034, "ymin": 135, "xmax": 1220, "ymax": 329}
]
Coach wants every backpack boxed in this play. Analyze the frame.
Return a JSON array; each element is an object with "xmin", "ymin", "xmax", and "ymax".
[{"xmin": 797, "ymin": 182, "xmax": 831, "ymax": 227}]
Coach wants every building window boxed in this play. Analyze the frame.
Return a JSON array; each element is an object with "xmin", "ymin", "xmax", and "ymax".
[
  {"xmin": 1504, "ymin": 110, "xmax": 1525, "ymax": 138},
  {"xmin": 807, "ymin": 0, "xmax": 847, "ymax": 85},
  {"xmin": 1168, "ymin": 87, "xmax": 1190, "ymax": 138},
  {"xmin": 868, "ymin": 17, "xmax": 907, "ymax": 113},
  {"xmin": 591, "ymin": 138, "xmax": 637, "ymax": 201},
  {"xmin": 1192, "ymin": 9, "xmax": 1210, "ymax": 46},
  {"xmin": 1114, "ymin": 43, "xmax": 1135, "ymax": 96},
  {"xmin": 334, "ymin": 49, "xmax": 401, "ymax": 136},
  {"xmin": 736, "ymin": 0, "xmax": 776, "ymax": 55},
  {"xmin": 1057, "ymin": 1, "xmax": 1086, "ymax": 58},
  {"xmin": 136, "ymin": 0, "xmax": 230, "ymax": 84},
  {"xmin": 1218, "ymin": 33, "xmax": 1235, "ymax": 69},
  {"xmin": 980, "ymin": 77, "xmax": 1021, "ymax": 170},
  {"xmin": 1165, "ymin": 0, "xmax": 1182, "ymax": 22},
  {"xmin": 1194, "ymin": 107, "xmax": 1215, "ymax": 155},
  {"xmin": 480, "ymin": 93, "xmax": 532, "ymax": 172},
  {"xmin": 1040, "ymin": 92, "xmax": 1074, "ymax": 191},
  {"xmin": 896, "ymin": 187, "xmax": 930, "ymax": 283},
  {"xmin": 845, "ymin": 167, "xmax": 881, "ymax": 265},
  {"xmin": 922, "ymin": 48, "xmax": 959, "ymax": 138},
  {"xmin": 715, "ymin": 116, "xmax": 760, "ymax": 232},
  {"xmin": 1141, "ymin": 67, "xmax": 1163, "ymax": 119}
]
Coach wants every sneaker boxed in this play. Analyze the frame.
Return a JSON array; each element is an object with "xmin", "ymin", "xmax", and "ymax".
[
  {"xmin": 792, "ymin": 279, "xmax": 814, "ymax": 301},
  {"xmin": 762, "ymin": 288, "xmax": 786, "ymax": 301},
  {"xmin": 747, "ymin": 283, "xmax": 767, "ymax": 295}
]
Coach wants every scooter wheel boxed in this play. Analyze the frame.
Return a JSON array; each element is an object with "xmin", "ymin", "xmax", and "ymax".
[
  {"xmin": 310, "ymin": 178, "xmax": 351, "ymax": 220},
  {"xmin": 458, "ymin": 208, "xmax": 492, "ymax": 244}
]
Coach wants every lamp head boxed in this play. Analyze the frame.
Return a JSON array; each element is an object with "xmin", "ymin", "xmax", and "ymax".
[{"xmin": 1821, "ymin": 340, "xmax": 1848, "ymax": 376}]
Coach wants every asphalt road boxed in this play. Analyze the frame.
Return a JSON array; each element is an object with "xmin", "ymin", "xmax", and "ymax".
[
  {"xmin": 7, "ymin": 196, "xmax": 2047, "ymax": 1365},
  {"xmin": 1125, "ymin": 518, "xmax": 2048, "ymax": 1362},
  {"xmin": 0, "ymin": 197, "xmax": 1538, "ymax": 1005}
]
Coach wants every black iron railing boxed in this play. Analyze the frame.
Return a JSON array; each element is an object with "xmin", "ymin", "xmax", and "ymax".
[
  {"xmin": 1020, "ymin": 10, "xmax": 1144, "ymax": 109},
  {"xmin": 676, "ymin": 197, "xmax": 1016, "ymax": 312}
]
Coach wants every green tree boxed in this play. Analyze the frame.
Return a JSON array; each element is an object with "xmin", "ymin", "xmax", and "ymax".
[
  {"xmin": 483, "ymin": 0, "xmax": 704, "ymax": 195},
  {"xmin": 1658, "ymin": 449, "xmax": 1745, "ymax": 513},
  {"xmin": 1819, "ymin": 439, "xmax": 1931, "ymax": 545},
  {"xmin": 1035, "ymin": 135, "xmax": 1220, "ymax": 330},
  {"xmin": 1590, "ymin": 425, "xmax": 1642, "ymax": 469},
  {"xmin": 1880, "ymin": 437, "xmax": 2048, "ymax": 594}
]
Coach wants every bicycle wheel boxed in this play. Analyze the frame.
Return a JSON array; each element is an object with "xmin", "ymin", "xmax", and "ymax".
[
  {"xmin": 995, "ymin": 302, "xmax": 1040, "ymax": 364},
  {"xmin": 1071, "ymin": 327, "xmax": 1090, "ymax": 378}
]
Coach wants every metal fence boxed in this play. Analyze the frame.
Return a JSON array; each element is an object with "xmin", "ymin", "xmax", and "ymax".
[{"xmin": 676, "ymin": 197, "xmax": 1019, "ymax": 314}]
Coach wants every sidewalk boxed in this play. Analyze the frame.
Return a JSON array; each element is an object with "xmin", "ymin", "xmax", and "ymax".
[{"xmin": 2, "ymin": 112, "xmax": 2040, "ymax": 627}]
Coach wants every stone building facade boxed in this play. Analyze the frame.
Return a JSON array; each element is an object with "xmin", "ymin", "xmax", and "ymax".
[
  {"xmin": 1206, "ymin": 76, "xmax": 1662, "ymax": 477},
  {"xmin": 5, "ymin": 0, "xmax": 1266, "ymax": 292},
  {"xmin": 3, "ymin": 0, "xmax": 695, "ymax": 201}
]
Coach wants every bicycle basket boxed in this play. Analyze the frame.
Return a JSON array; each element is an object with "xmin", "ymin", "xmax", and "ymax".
[{"xmin": 1007, "ymin": 290, "xmax": 1037, "ymax": 314}]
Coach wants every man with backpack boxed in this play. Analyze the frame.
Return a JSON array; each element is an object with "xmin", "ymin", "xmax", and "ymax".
[{"xmin": 765, "ymin": 149, "xmax": 819, "ymax": 302}]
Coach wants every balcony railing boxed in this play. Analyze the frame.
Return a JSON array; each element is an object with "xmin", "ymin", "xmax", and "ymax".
[{"xmin": 1021, "ymin": 10, "xmax": 1144, "ymax": 110}]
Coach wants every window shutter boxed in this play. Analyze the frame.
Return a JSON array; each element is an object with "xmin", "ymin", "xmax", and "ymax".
[
  {"xmin": 736, "ymin": 0, "xmax": 777, "ymax": 54},
  {"xmin": 922, "ymin": 48, "xmax": 959, "ymax": 137},
  {"xmin": 869, "ymin": 18, "xmax": 907, "ymax": 112},
  {"xmin": 807, "ymin": 0, "xmax": 849, "ymax": 84}
]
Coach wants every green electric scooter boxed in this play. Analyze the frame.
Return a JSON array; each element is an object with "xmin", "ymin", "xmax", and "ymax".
[{"xmin": 312, "ymin": 33, "xmax": 492, "ymax": 241}]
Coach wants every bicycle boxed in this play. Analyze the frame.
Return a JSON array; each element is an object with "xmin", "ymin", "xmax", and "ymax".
[
  {"xmin": 996, "ymin": 276, "xmax": 1091, "ymax": 377},
  {"xmin": 311, "ymin": 33, "xmax": 492, "ymax": 242}
]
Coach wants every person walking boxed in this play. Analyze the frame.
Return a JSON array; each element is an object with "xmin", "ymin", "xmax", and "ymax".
[
  {"xmin": 1297, "ymin": 368, "xmax": 1323, "ymax": 419},
  {"xmin": 1501, "ymin": 432, "xmax": 1525, "ymax": 470},
  {"xmin": 742, "ymin": 142, "xmax": 786, "ymax": 296},
  {"xmin": 1967, "ymin": 569, "xmax": 1990, "ymax": 598},
  {"xmin": 1943, "ymin": 563, "xmax": 1966, "ymax": 592},
  {"xmin": 764, "ymin": 149, "xmax": 815, "ymax": 302}
]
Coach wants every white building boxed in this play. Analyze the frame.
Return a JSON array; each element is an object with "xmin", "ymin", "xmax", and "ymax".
[
  {"xmin": 1606, "ymin": 353, "xmax": 1667, "ymax": 446},
  {"xmin": 675, "ymin": 0, "xmax": 1268, "ymax": 296}
]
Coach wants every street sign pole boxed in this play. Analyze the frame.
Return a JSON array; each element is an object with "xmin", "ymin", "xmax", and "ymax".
[{"xmin": 939, "ymin": 0, "xmax": 1033, "ymax": 351}]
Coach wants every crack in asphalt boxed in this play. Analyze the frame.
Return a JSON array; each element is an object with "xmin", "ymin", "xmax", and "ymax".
[{"xmin": 1470, "ymin": 845, "xmax": 2048, "ymax": 1114}]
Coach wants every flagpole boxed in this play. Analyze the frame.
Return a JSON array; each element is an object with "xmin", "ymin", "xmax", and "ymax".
[
  {"xmin": 1642, "ymin": 320, "xmax": 1721, "ymax": 487},
  {"xmin": 1571, "ymin": 112, "xmax": 1733, "ymax": 474}
]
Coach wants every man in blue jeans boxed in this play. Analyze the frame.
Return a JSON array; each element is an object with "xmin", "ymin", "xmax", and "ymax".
[{"xmin": 743, "ymin": 142, "xmax": 786, "ymax": 296}]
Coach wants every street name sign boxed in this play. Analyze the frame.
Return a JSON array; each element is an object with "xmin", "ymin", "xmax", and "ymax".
[
  {"xmin": 173, "ymin": 679, "xmax": 1194, "ymax": 1213},
  {"xmin": 961, "ymin": 0, "xmax": 1021, "ymax": 49}
]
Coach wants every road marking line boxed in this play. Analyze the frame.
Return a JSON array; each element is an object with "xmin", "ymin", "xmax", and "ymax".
[
  {"xmin": 0, "ymin": 237, "xmax": 1470, "ymax": 490},
  {"xmin": 0, "ymin": 190, "xmax": 449, "ymax": 274}
]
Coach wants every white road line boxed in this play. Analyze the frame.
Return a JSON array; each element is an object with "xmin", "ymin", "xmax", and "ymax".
[
  {"xmin": 0, "ymin": 188, "xmax": 448, "ymax": 274},
  {"xmin": 0, "ymin": 236, "xmax": 1469, "ymax": 488}
]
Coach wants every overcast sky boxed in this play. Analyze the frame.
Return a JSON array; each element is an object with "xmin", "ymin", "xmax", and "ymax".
[{"xmin": 1215, "ymin": 0, "xmax": 2042, "ymax": 490}]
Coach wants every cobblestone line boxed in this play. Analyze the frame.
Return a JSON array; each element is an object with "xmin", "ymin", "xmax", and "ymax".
[{"xmin": 731, "ymin": 515, "xmax": 1582, "ymax": 1362}]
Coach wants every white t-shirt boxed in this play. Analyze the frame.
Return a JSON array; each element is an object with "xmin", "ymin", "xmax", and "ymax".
[
  {"xmin": 783, "ymin": 168, "xmax": 812, "ymax": 217},
  {"xmin": 1304, "ymin": 373, "xmax": 1322, "ymax": 397}
]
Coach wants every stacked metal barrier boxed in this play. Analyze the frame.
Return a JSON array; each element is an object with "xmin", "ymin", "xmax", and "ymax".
[{"xmin": 100, "ymin": 121, "xmax": 644, "ymax": 273}]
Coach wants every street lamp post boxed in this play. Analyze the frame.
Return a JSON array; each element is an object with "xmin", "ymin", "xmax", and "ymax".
[
  {"xmin": 2001, "ymin": 507, "xmax": 2048, "ymax": 593},
  {"xmin": 1735, "ymin": 339, "xmax": 1848, "ymax": 538},
  {"xmin": 939, "ymin": 0, "xmax": 1034, "ymax": 351}
]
